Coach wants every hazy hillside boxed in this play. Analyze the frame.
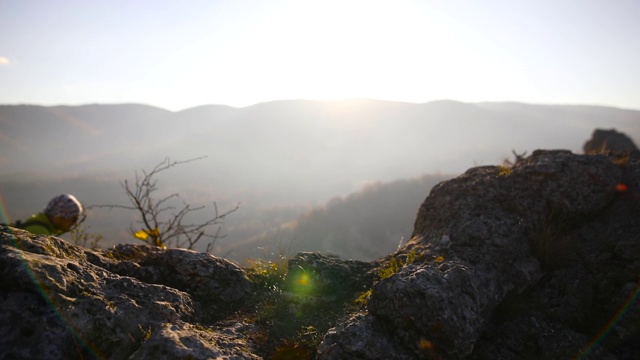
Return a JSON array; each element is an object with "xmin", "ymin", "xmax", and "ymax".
[
  {"xmin": 4, "ymin": 99, "xmax": 640, "ymax": 178},
  {"xmin": 232, "ymin": 174, "xmax": 450, "ymax": 261},
  {"xmin": 0, "ymin": 104, "xmax": 174, "ymax": 173},
  {"xmin": 2, "ymin": 99, "xmax": 639, "ymax": 261}
]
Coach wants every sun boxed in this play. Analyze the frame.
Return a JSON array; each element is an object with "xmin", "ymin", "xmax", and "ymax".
[
  {"xmin": 170, "ymin": 0, "xmax": 526, "ymax": 108},
  {"xmin": 256, "ymin": 0, "xmax": 518, "ymax": 104},
  {"xmin": 200, "ymin": 1, "xmax": 459, "ymax": 105},
  {"xmin": 271, "ymin": 0, "xmax": 439, "ymax": 101}
]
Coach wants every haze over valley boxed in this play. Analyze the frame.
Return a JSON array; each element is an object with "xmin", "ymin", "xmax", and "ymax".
[{"xmin": 2, "ymin": 99, "xmax": 639, "ymax": 262}]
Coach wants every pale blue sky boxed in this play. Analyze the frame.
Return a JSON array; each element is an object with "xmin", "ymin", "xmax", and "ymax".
[{"xmin": 1, "ymin": 0, "xmax": 639, "ymax": 111}]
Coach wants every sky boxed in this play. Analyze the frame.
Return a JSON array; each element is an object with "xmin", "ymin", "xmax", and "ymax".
[{"xmin": 1, "ymin": 0, "xmax": 639, "ymax": 111}]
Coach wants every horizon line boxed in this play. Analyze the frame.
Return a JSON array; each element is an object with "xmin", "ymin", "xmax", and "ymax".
[{"xmin": 0, "ymin": 98, "xmax": 638, "ymax": 112}]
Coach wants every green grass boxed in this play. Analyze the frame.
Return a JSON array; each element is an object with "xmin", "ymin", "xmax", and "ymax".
[{"xmin": 243, "ymin": 256, "xmax": 360, "ymax": 359}]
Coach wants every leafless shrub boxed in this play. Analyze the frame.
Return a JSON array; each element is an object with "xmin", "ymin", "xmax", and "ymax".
[{"xmin": 97, "ymin": 157, "xmax": 239, "ymax": 253}]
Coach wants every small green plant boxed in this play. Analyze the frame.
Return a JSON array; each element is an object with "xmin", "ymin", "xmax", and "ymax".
[
  {"xmin": 106, "ymin": 300, "xmax": 116, "ymax": 312},
  {"xmin": 355, "ymin": 250, "xmax": 423, "ymax": 306},
  {"xmin": 244, "ymin": 254, "xmax": 357, "ymax": 359},
  {"xmin": 498, "ymin": 150, "xmax": 528, "ymax": 176},
  {"xmin": 497, "ymin": 166, "xmax": 512, "ymax": 176},
  {"xmin": 354, "ymin": 289, "xmax": 373, "ymax": 306},
  {"xmin": 378, "ymin": 250, "xmax": 421, "ymax": 280},
  {"xmin": 245, "ymin": 257, "xmax": 288, "ymax": 295},
  {"xmin": 378, "ymin": 257, "xmax": 402, "ymax": 280},
  {"xmin": 139, "ymin": 325, "xmax": 152, "ymax": 341},
  {"xmin": 244, "ymin": 256, "xmax": 289, "ymax": 333}
]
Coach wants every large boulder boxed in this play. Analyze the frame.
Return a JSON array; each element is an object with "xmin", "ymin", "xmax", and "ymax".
[
  {"xmin": 318, "ymin": 149, "xmax": 640, "ymax": 359},
  {"xmin": 584, "ymin": 128, "xmax": 638, "ymax": 154},
  {"xmin": 0, "ymin": 229, "xmax": 259, "ymax": 359},
  {"xmin": 99, "ymin": 243, "xmax": 253, "ymax": 323}
]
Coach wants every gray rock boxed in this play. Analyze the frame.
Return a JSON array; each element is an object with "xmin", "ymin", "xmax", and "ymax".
[
  {"xmin": 102, "ymin": 243, "xmax": 253, "ymax": 322},
  {"xmin": 130, "ymin": 321, "xmax": 261, "ymax": 360},
  {"xmin": 584, "ymin": 128, "xmax": 639, "ymax": 154},
  {"xmin": 318, "ymin": 313, "xmax": 417, "ymax": 359},
  {"xmin": 0, "ymin": 229, "xmax": 257, "ymax": 359},
  {"xmin": 319, "ymin": 149, "xmax": 640, "ymax": 359}
]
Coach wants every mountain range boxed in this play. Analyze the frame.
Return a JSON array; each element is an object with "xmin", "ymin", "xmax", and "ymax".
[{"xmin": 1, "ymin": 99, "xmax": 639, "ymax": 261}]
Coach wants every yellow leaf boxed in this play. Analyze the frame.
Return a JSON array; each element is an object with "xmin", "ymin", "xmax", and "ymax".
[
  {"xmin": 498, "ymin": 166, "xmax": 512, "ymax": 176},
  {"xmin": 134, "ymin": 230, "xmax": 149, "ymax": 240},
  {"xmin": 434, "ymin": 256, "xmax": 445, "ymax": 263}
]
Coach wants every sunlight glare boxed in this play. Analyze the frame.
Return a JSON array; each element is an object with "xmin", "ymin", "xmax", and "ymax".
[{"xmin": 163, "ymin": 0, "xmax": 528, "ymax": 108}]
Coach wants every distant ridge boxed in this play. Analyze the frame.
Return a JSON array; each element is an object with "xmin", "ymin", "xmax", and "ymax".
[
  {"xmin": 2, "ymin": 99, "xmax": 639, "ymax": 175},
  {"xmin": 3, "ymin": 98, "xmax": 638, "ymax": 113}
]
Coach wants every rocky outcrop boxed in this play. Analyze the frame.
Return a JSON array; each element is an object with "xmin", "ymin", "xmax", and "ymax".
[
  {"xmin": 3, "ymin": 139, "xmax": 640, "ymax": 359},
  {"xmin": 318, "ymin": 149, "xmax": 640, "ymax": 359},
  {"xmin": 0, "ymin": 230, "xmax": 259, "ymax": 359},
  {"xmin": 584, "ymin": 128, "xmax": 639, "ymax": 154},
  {"xmin": 0, "ymin": 227, "xmax": 375, "ymax": 359}
]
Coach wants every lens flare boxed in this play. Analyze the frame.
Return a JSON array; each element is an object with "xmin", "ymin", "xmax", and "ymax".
[
  {"xmin": 287, "ymin": 267, "xmax": 316, "ymax": 297},
  {"xmin": 297, "ymin": 273, "xmax": 311, "ymax": 286},
  {"xmin": 576, "ymin": 282, "xmax": 640, "ymax": 359}
]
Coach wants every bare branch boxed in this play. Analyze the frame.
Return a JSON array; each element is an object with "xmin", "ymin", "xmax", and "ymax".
[{"xmin": 94, "ymin": 156, "xmax": 237, "ymax": 254}]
